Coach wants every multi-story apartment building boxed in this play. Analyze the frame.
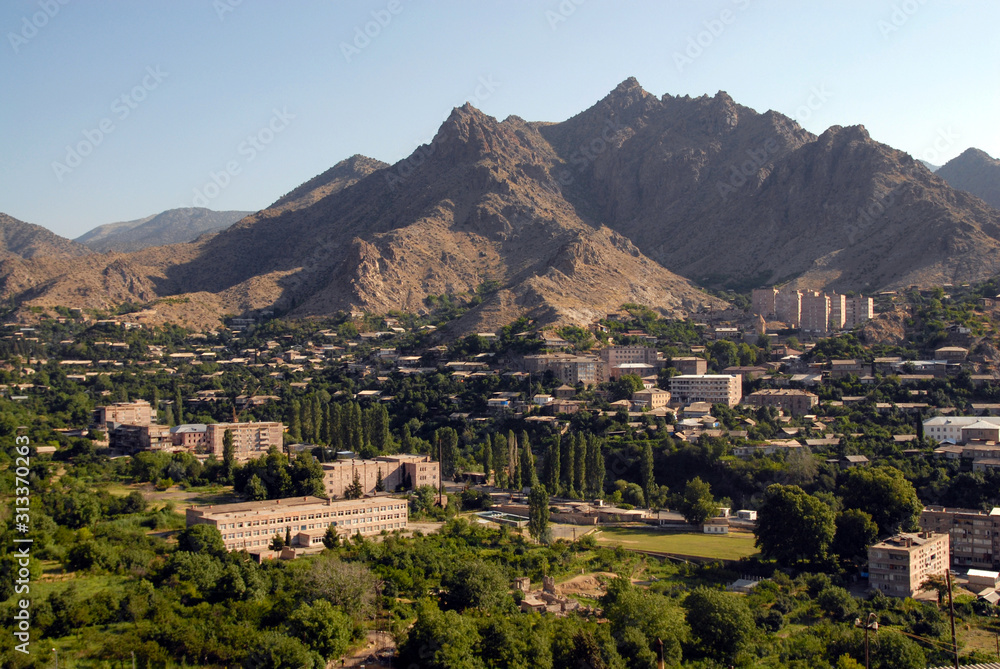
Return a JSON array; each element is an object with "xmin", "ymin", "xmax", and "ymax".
[
  {"xmin": 828, "ymin": 293, "xmax": 847, "ymax": 330},
  {"xmin": 845, "ymin": 296, "xmax": 875, "ymax": 328},
  {"xmin": 920, "ymin": 506, "xmax": 1000, "ymax": 569},
  {"xmin": 669, "ymin": 374, "xmax": 742, "ymax": 407},
  {"xmin": 868, "ymin": 532, "xmax": 950, "ymax": 598},
  {"xmin": 205, "ymin": 422, "xmax": 284, "ymax": 460},
  {"xmin": 632, "ymin": 388, "xmax": 671, "ymax": 410},
  {"xmin": 751, "ymin": 287, "xmax": 778, "ymax": 319},
  {"xmin": 799, "ymin": 291, "xmax": 830, "ymax": 334},
  {"xmin": 743, "ymin": 389, "xmax": 819, "ymax": 416},
  {"xmin": 95, "ymin": 399, "xmax": 154, "ymax": 429},
  {"xmin": 186, "ymin": 495, "xmax": 408, "ymax": 552},
  {"xmin": 523, "ymin": 353, "xmax": 598, "ymax": 386},
  {"xmin": 671, "ymin": 357, "xmax": 708, "ymax": 376},
  {"xmin": 598, "ymin": 345, "xmax": 660, "ymax": 382},
  {"xmin": 109, "ymin": 423, "xmax": 172, "ymax": 454},
  {"xmin": 322, "ymin": 454, "xmax": 440, "ymax": 498},
  {"xmin": 775, "ymin": 288, "xmax": 802, "ymax": 326},
  {"xmin": 754, "ymin": 288, "xmax": 873, "ymax": 331}
]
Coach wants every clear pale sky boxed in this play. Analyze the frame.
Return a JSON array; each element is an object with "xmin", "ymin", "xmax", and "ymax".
[{"xmin": 1, "ymin": 0, "xmax": 997, "ymax": 238}]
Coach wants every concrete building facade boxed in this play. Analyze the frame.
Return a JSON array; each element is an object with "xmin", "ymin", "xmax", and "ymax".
[
  {"xmin": 186, "ymin": 495, "xmax": 408, "ymax": 552},
  {"xmin": 924, "ymin": 416, "xmax": 1000, "ymax": 444},
  {"xmin": 669, "ymin": 374, "xmax": 742, "ymax": 407},
  {"xmin": 322, "ymin": 454, "xmax": 440, "ymax": 498},
  {"xmin": 524, "ymin": 353, "xmax": 598, "ymax": 386},
  {"xmin": 95, "ymin": 400, "xmax": 154, "ymax": 429},
  {"xmin": 868, "ymin": 532, "xmax": 950, "ymax": 598},
  {"xmin": 799, "ymin": 291, "xmax": 830, "ymax": 334},
  {"xmin": 743, "ymin": 389, "xmax": 819, "ymax": 416},
  {"xmin": 632, "ymin": 388, "xmax": 671, "ymax": 410},
  {"xmin": 671, "ymin": 357, "xmax": 708, "ymax": 376},
  {"xmin": 920, "ymin": 506, "xmax": 1000, "ymax": 569}
]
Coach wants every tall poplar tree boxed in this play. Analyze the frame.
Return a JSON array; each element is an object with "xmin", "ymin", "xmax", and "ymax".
[
  {"xmin": 560, "ymin": 433, "xmax": 575, "ymax": 496},
  {"xmin": 545, "ymin": 435, "xmax": 561, "ymax": 496},
  {"xmin": 573, "ymin": 433, "xmax": 586, "ymax": 497}
]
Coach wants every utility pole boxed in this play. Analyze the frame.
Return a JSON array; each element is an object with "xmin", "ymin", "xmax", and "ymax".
[
  {"xmin": 52, "ymin": 648, "xmax": 58, "ymax": 669},
  {"xmin": 947, "ymin": 569, "xmax": 959, "ymax": 669},
  {"xmin": 854, "ymin": 613, "xmax": 878, "ymax": 669}
]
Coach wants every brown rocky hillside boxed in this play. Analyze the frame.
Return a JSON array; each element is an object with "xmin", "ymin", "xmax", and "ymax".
[
  {"xmin": 5, "ymin": 79, "xmax": 1000, "ymax": 329},
  {"xmin": 936, "ymin": 148, "xmax": 1000, "ymax": 211}
]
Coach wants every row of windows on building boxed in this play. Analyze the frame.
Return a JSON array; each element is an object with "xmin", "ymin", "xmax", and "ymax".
[{"xmin": 216, "ymin": 503, "xmax": 407, "ymax": 529}]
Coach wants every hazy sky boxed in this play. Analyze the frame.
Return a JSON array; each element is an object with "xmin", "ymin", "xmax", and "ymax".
[{"xmin": 2, "ymin": 1, "xmax": 998, "ymax": 238}]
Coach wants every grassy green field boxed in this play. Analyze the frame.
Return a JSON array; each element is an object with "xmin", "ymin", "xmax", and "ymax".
[{"xmin": 595, "ymin": 527, "xmax": 759, "ymax": 560}]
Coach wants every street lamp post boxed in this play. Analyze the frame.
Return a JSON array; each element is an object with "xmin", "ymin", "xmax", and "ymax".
[{"xmin": 853, "ymin": 613, "xmax": 878, "ymax": 669}]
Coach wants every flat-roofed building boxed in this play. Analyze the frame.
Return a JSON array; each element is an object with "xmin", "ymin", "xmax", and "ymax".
[
  {"xmin": 775, "ymin": 288, "xmax": 802, "ymax": 326},
  {"xmin": 845, "ymin": 296, "xmax": 874, "ymax": 328},
  {"xmin": 920, "ymin": 506, "xmax": 1000, "ymax": 569},
  {"xmin": 95, "ymin": 399, "xmax": 154, "ymax": 429},
  {"xmin": 632, "ymin": 388, "xmax": 671, "ymax": 410},
  {"xmin": 671, "ymin": 357, "xmax": 708, "ymax": 376},
  {"xmin": 109, "ymin": 423, "xmax": 172, "ymax": 454},
  {"xmin": 800, "ymin": 291, "xmax": 830, "ymax": 334},
  {"xmin": 751, "ymin": 287, "xmax": 778, "ymax": 319},
  {"xmin": 206, "ymin": 422, "xmax": 284, "ymax": 461},
  {"xmin": 186, "ymin": 495, "xmax": 408, "ymax": 551},
  {"xmin": 743, "ymin": 389, "xmax": 819, "ymax": 416},
  {"xmin": 322, "ymin": 454, "xmax": 440, "ymax": 499},
  {"xmin": 669, "ymin": 374, "xmax": 742, "ymax": 407},
  {"xmin": 868, "ymin": 532, "xmax": 949, "ymax": 598},
  {"xmin": 523, "ymin": 353, "xmax": 598, "ymax": 386}
]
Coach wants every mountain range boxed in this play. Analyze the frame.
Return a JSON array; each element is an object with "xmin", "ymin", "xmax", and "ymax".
[
  {"xmin": 74, "ymin": 208, "xmax": 252, "ymax": 253},
  {"xmin": 2, "ymin": 78, "xmax": 1000, "ymax": 331}
]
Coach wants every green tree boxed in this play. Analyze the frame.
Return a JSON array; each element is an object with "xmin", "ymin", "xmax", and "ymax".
[
  {"xmin": 528, "ymin": 483, "xmax": 550, "ymax": 543},
  {"xmin": 246, "ymin": 473, "xmax": 268, "ymax": 501},
  {"xmin": 322, "ymin": 524, "xmax": 339, "ymax": 550},
  {"xmin": 492, "ymin": 433, "xmax": 508, "ymax": 489},
  {"xmin": 683, "ymin": 586, "xmax": 755, "ymax": 663},
  {"xmin": 839, "ymin": 466, "xmax": 921, "ymax": 535},
  {"xmin": 242, "ymin": 631, "xmax": 323, "ymax": 669},
  {"xmin": 270, "ymin": 532, "xmax": 285, "ymax": 551},
  {"xmin": 521, "ymin": 430, "xmax": 537, "ymax": 487},
  {"xmin": 288, "ymin": 399, "xmax": 302, "ymax": 441},
  {"xmin": 396, "ymin": 601, "xmax": 483, "ymax": 669},
  {"xmin": 442, "ymin": 559, "xmax": 511, "ymax": 612},
  {"xmin": 344, "ymin": 469, "xmax": 364, "ymax": 499},
  {"xmin": 545, "ymin": 435, "xmax": 561, "ymax": 495},
  {"xmin": 375, "ymin": 467, "xmax": 385, "ymax": 492},
  {"xmin": 601, "ymin": 576, "xmax": 688, "ymax": 666},
  {"xmin": 560, "ymin": 433, "xmax": 575, "ymax": 496},
  {"xmin": 222, "ymin": 428, "xmax": 235, "ymax": 484},
  {"xmin": 437, "ymin": 426, "xmax": 459, "ymax": 478},
  {"xmin": 173, "ymin": 384, "xmax": 184, "ymax": 425},
  {"xmin": 832, "ymin": 508, "xmax": 879, "ymax": 570},
  {"xmin": 175, "ymin": 524, "xmax": 226, "ymax": 557},
  {"xmin": 287, "ymin": 600, "xmax": 352, "ymax": 661},
  {"xmin": 480, "ymin": 440, "xmax": 493, "ymax": 484},
  {"xmin": 754, "ymin": 484, "xmax": 836, "ymax": 566},
  {"xmin": 678, "ymin": 476, "xmax": 716, "ymax": 525},
  {"xmin": 573, "ymin": 433, "xmax": 586, "ymax": 497},
  {"xmin": 639, "ymin": 441, "xmax": 654, "ymax": 507}
]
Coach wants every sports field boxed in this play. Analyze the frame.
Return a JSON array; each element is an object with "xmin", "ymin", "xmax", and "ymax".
[{"xmin": 595, "ymin": 527, "xmax": 759, "ymax": 561}]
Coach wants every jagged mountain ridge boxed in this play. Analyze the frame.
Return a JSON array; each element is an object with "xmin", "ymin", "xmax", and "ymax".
[
  {"xmin": 75, "ymin": 208, "xmax": 253, "ymax": 252},
  {"xmin": 936, "ymin": 148, "xmax": 1000, "ymax": 211},
  {"xmin": 536, "ymin": 78, "xmax": 1000, "ymax": 292},
  {"xmin": 5, "ymin": 79, "xmax": 1000, "ymax": 329}
]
